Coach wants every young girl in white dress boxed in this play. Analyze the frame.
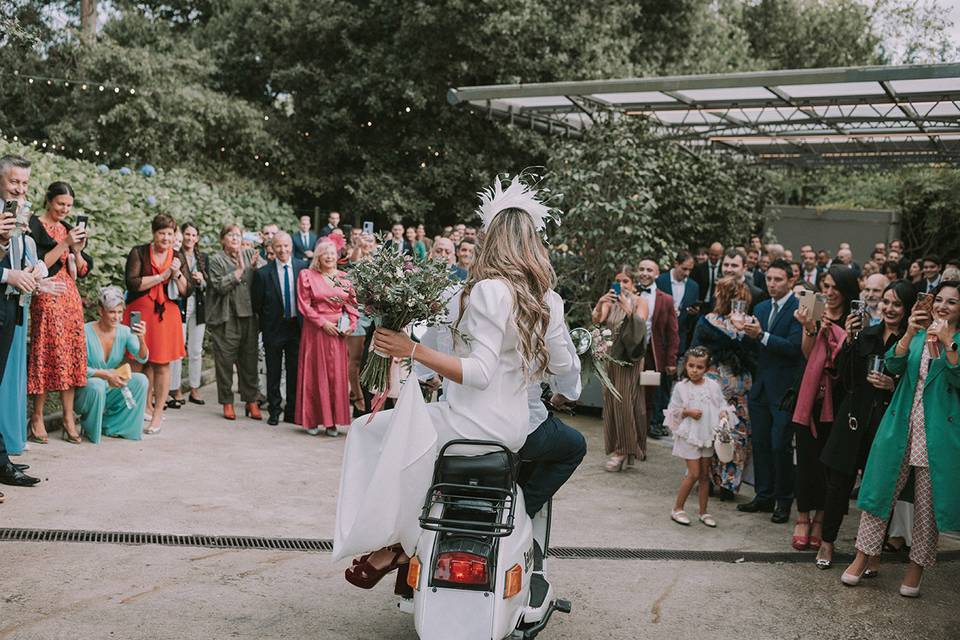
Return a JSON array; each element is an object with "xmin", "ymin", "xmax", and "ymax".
[
  {"xmin": 334, "ymin": 176, "xmax": 576, "ymax": 589},
  {"xmin": 664, "ymin": 346, "xmax": 733, "ymax": 528}
]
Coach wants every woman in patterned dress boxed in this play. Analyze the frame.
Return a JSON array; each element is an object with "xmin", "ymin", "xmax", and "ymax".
[
  {"xmin": 27, "ymin": 182, "xmax": 94, "ymax": 444},
  {"xmin": 690, "ymin": 276, "xmax": 755, "ymax": 499},
  {"xmin": 842, "ymin": 280, "xmax": 960, "ymax": 597}
]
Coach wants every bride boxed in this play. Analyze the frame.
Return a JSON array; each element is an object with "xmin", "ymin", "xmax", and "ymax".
[{"xmin": 334, "ymin": 176, "xmax": 575, "ymax": 589}]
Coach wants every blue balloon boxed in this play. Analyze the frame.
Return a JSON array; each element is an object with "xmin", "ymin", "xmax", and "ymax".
[
  {"xmin": 139, "ymin": 164, "xmax": 156, "ymax": 177},
  {"xmin": 119, "ymin": 167, "xmax": 132, "ymax": 175},
  {"xmin": 145, "ymin": 195, "xmax": 157, "ymax": 207},
  {"xmin": 97, "ymin": 164, "xmax": 109, "ymax": 172}
]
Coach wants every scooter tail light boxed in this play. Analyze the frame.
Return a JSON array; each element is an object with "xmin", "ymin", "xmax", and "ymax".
[
  {"xmin": 407, "ymin": 556, "xmax": 421, "ymax": 591},
  {"xmin": 433, "ymin": 552, "xmax": 488, "ymax": 585},
  {"xmin": 503, "ymin": 563, "xmax": 523, "ymax": 599}
]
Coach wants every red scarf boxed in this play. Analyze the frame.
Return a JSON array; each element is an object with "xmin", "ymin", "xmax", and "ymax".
[{"xmin": 148, "ymin": 245, "xmax": 174, "ymax": 319}]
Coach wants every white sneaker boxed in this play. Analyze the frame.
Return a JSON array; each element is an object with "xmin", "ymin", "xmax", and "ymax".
[
  {"xmin": 306, "ymin": 427, "xmax": 321, "ymax": 436},
  {"xmin": 325, "ymin": 426, "xmax": 339, "ymax": 437}
]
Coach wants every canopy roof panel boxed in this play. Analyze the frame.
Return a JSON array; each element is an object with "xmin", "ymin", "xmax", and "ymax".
[{"xmin": 448, "ymin": 63, "xmax": 960, "ymax": 166}]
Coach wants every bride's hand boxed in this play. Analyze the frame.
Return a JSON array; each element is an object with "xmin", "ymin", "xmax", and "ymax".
[{"xmin": 373, "ymin": 327, "xmax": 415, "ymax": 358}]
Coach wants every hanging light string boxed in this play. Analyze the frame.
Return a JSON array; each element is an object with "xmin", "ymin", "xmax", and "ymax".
[{"xmin": 1, "ymin": 70, "xmax": 282, "ymax": 172}]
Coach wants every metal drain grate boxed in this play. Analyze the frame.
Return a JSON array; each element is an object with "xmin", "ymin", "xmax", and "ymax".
[
  {"xmin": 0, "ymin": 527, "xmax": 332, "ymax": 552},
  {"xmin": 2, "ymin": 528, "xmax": 958, "ymax": 563}
]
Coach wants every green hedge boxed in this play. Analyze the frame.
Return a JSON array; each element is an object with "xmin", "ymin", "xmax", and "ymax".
[{"xmin": 1, "ymin": 141, "xmax": 294, "ymax": 307}]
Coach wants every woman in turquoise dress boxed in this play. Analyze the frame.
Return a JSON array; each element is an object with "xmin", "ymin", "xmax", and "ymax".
[
  {"xmin": 75, "ymin": 286, "xmax": 150, "ymax": 443},
  {"xmin": 0, "ymin": 308, "xmax": 29, "ymax": 454}
]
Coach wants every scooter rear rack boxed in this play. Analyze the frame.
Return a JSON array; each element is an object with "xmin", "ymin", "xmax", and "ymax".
[{"xmin": 419, "ymin": 482, "xmax": 516, "ymax": 537}]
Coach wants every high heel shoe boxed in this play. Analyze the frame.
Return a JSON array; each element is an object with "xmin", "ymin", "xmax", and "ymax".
[
  {"xmin": 222, "ymin": 404, "xmax": 236, "ymax": 420},
  {"xmin": 245, "ymin": 403, "xmax": 262, "ymax": 420},
  {"xmin": 605, "ymin": 454, "xmax": 626, "ymax": 472},
  {"xmin": 792, "ymin": 520, "xmax": 811, "ymax": 551},
  {"xmin": 899, "ymin": 579, "xmax": 922, "ymax": 598},
  {"xmin": 345, "ymin": 546, "xmax": 406, "ymax": 589},
  {"xmin": 841, "ymin": 565, "xmax": 866, "ymax": 586},
  {"xmin": 61, "ymin": 428, "xmax": 82, "ymax": 444},
  {"xmin": 27, "ymin": 431, "xmax": 49, "ymax": 445}
]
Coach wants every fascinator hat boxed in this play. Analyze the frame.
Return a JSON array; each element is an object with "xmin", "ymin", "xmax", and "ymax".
[
  {"xmin": 98, "ymin": 285, "xmax": 126, "ymax": 309},
  {"xmin": 475, "ymin": 171, "xmax": 562, "ymax": 235}
]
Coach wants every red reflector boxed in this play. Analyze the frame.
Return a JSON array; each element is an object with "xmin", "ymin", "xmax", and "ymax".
[{"xmin": 434, "ymin": 552, "xmax": 488, "ymax": 585}]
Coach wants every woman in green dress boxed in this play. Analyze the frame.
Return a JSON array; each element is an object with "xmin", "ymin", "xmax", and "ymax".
[
  {"xmin": 842, "ymin": 280, "xmax": 960, "ymax": 597},
  {"xmin": 75, "ymin": 286, "xmax": 150, "ymax": 443}
]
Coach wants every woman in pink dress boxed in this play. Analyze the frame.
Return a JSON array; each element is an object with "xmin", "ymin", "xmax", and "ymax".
[{"xmin": 296, "ymin": 240, "xmax": 358, "ymax": 437}]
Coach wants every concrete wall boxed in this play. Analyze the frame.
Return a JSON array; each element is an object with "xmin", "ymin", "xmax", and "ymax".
[{"xmin": 764, "ymin": 205, "xmax": 900, "ymax": 261}]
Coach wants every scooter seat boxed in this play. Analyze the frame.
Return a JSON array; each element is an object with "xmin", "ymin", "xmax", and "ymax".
[{"xmin": 437, "ymin": 451, "xmax": 515, "ymax": 494}]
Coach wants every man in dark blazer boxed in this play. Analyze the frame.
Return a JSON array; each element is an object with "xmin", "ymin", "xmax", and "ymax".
[
  {"xmin": 798, "ymin": 249, "xmax": 823, "ymax": 289},
  {"xmin": 318, "ymin": 211, "xmax": 340, "ymax": 239},
  {"xmin": 636, "ymin": 258, "xmax": 680, "ymax": 440},
  {"xmin": 690, "ymin": 241, "xmax": 723, "ymax": 314},
  {"xmin": 0, "ymin": 154, "xmax": 42, "ymax": 490},
  {"xmin": 383, "ymin": 223, "xmax": 413, "ymax": 257},
  {"xmin": 292, "ymin": 214, "xmax": 318, "ymax": 261},
  {"xmin": 739, "ymin": 259, "xmax": 803, "ymax": 524},
  {"xmin": 721, "ymin": 249, "xmax": 765, "ymax": 310},
  {"xmin": 251, "ymin": 232, "xmax": 308, "ymax": 425},
  {"xmin": 655, "ymin": 251, "xmax": 700, "ymax": 354}
]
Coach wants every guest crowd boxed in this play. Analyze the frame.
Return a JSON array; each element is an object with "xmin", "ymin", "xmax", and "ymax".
[
  {"xmin": 1, "ymin": 151, "xmax": 958, "ymax": 599},
  {"xmin": 593, "ymin": 235, "xmax": 959, "ymax": 598}
]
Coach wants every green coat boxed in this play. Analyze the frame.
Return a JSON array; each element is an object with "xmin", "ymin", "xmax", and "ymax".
[{"xmin": 857, "ymin": 331, "xmax": 960, "ymax": 532}]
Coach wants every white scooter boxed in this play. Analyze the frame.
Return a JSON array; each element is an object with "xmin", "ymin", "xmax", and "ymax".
[{"xmin": 396, "ymin": 439, "xmax": 571, "ymax": 640}]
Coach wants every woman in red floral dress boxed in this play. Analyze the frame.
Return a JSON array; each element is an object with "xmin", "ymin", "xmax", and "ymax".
[{"xmin": 27, "ymin": 182, "xmax": 94, "ymax": 444}]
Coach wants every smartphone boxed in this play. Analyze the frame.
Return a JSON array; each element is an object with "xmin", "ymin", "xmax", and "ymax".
[
  {"xmin": 362, "ymin": 221, "xmax": 375, "ymax": 236},
  {"xmin": 2, "ymin": 199, "xmax": 17, "ymax": 215},
  {"xmin": 75, "ymin": 213, "xmax": 89, "ymax": 231},
  {"xmin": 130, "ymin": 311, "xmax": 142, "ymax": 328},
  {"xmin": 611, "ymin": 282, "xmax": 622, "ymax": 297},
  {"xmin": 915, "ymin": 292, "xmax": 934, "ymax": 327},
  {"xmin": 797, "ymin": 289, "xmax": 826, "ymax": 322}
]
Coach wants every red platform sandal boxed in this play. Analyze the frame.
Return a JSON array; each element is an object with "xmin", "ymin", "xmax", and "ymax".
[{"xmin": 345, "ymin": 545, "xmax": 407, "ymax": 589}]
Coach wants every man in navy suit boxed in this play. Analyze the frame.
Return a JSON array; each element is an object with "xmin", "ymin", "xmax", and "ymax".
[
  {"xmin": 690, "ymin": 241, "xmax": 723, "ymax": 315},
  {"xmin": 291, "ymin": 215, "xmax": 318, "ymax": 261},
  {"xmin": 252, "ymin": 232, "xmax": 308, "ymax": 425},
  {"xmin": 738, "ymin": 259, "xmax": 803, "ymax": 523},
  {"xmin": 798, "ymin": 248, "xmax": 823, "ymax": 289},
  {"xmin": 656, "ymin": 251, "xmax": 700, "ymax": 354}
]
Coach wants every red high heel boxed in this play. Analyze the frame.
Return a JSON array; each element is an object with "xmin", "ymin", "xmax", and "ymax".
[
  {"xmin": 345, "ymin": 546, "xmax": 407, "ymax": 589},
  {"xmin": 792, "ymin": 520, "xmax": 811, "ymax": 551},
  {"xmin": 222, "ymin": 404, "xmax": 236, "ymax": 420},
  {"xmin": 245, "ymin": 403, "xmax": 262, "ymax": 420}
]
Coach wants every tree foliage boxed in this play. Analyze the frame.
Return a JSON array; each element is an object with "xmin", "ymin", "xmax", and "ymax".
[{"xmin": 549, "ymin": 121, "xmax": 771, "ymax": 325}]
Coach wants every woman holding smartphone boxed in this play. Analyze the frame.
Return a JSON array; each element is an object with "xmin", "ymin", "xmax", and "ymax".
[
  {"xmin": 592, "ymin": 265, "xmax": 649, "ymax": 470},
  {"xmin": 168, "ymin": 222, "xmax": 208, "ymax": 407},
  {"xmin": 789, "ymin": 266, "xmax": 860, "ymax": 552},
  {"xmin": 843, "ymin": 280, "xmax": 960, "ymax": 597},
  {"xmin": 27, "ymin": 182, "xmax": 94, "ymax": 444},
  {"xmin": 124, "ymin": 213, "xmax": 191, "ymax": 434},
  {"xmin": 815, "ymin": 279, "xmax": 916, "ymax": 569}
]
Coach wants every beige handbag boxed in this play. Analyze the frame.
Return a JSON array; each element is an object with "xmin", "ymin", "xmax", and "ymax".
[{"xmin": 639, "ymin": 371, "xmax": 662, "ymax": 386}]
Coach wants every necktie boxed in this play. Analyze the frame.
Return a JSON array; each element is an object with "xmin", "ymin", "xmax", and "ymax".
[
  {"xmin": 283, "ymin": 265, "xmax": 293, "ymax": 318},
  {"xmin": 708, "ymin": 263, "xmax": 716, "ymax": 301},
  {"xmin": 768, "ymin": 301, "xmax": 779, "ymax": 327}
]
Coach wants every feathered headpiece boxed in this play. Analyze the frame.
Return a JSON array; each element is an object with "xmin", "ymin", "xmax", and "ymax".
[{"xmin": 475, "ymin": 172, "xmax": 561, "ymax": 233}]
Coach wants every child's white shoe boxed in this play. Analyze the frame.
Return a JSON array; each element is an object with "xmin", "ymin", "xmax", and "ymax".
[
  {"xmin": 699, "ymin": 513, "xmax": 717, "ymax": 527},
  {"xmin": 671, "ymin": 510, "xmax": 691, "ymax": 526}
]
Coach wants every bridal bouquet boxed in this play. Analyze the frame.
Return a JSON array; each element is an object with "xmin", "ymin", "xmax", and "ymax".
[
  {"xmin": 570, "ymin": 325, "xmax": 627, "ymax": 401},
  {"xmin": 350, "ymin": 240, "xmax": 456, "ymax": 394}
]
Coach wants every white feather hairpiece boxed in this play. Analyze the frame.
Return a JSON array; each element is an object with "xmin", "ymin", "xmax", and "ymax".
[{"xmin": 475, "ymin": 172, "xmax": 561, "ymax": 233}]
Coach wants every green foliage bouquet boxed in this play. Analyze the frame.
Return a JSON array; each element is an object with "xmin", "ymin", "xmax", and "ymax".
[{"xmin": 350, "ymin": 240, "xmax": 456, "ymax": 394}]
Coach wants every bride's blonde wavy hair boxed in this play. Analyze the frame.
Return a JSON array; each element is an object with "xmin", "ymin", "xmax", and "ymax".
[{"xmin": 460, "ymin": 207, "xmax": 556, "ymax": 382}]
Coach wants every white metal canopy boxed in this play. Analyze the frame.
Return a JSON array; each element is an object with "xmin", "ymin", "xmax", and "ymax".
[{"xmin": 447, "ymin": 63, "xmax": 960, "ymax": 165}]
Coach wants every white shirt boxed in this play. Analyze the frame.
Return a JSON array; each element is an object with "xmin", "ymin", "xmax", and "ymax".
[
  {"xmin": 638, "ymin": 284, "xmax": 656, "ymax": 338},
  {"xmin": 670, "ymin": 275, "xmax": 686, "ymax": 314},
  {"xmin": 275, "ymin": 259, "xmax": 297, "ymax": 317},
  {"xmin": 925, "ymin": 274, "xmax": 942, "ymax": 292},
  {"xmin": 415, "ymin": 287, "xmax": 581, "ymax": 434},
  {"xmin": 803, "ymin": 268, "xmax": 818, "ymax": 285}
]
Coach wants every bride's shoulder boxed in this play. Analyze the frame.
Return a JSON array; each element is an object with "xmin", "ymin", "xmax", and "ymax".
[{"xmin": 472, "ymin": 278, "xmax": 512, "ymax": 298}]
